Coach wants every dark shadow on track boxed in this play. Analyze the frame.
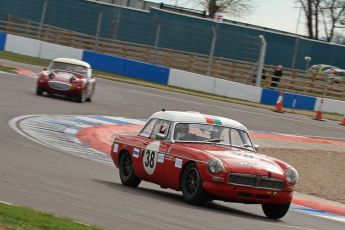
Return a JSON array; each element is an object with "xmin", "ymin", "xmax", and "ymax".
[
  {"xmin": 92, "ymin": 179, "xmax": 285, "ymax": 223},
  {"xmin": 36, "ymin": 93, "xmax": 84, "ymax": 103}
]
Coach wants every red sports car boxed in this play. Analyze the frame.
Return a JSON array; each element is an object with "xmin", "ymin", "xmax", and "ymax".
[
  {"xmin": 111, "ymin": 111, "xmax": 298, "ymax": 219},
  {"xmin": 36, "ymin": 58, "xmax": 95, "ymax": 102}
]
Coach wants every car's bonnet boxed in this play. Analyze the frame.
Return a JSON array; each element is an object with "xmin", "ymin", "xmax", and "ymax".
[
  {"xmin": 207, "ymin": 148, "xmax": 284, "ymax": 177},
  {"xmin": 175, "ymin": 143, "xmax": 285, "ymax": 177}
]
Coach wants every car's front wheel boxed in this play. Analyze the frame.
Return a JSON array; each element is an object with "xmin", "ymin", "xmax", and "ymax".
[
  {"xmin": 181, "ymin": 163, "xmax": 207, "ymax": 205},
  {"xmin": 85, "ymin": 86, "xmax": 95, "ymax": 102},
  {"xmin": 85, "ymin": 92, "xmax": 92, "ymax": 102},
  {"xmin": 119, "ymin": 152, "xmax": 141, "ymax": 188},
  {"xmin": 262, "ymin": 203, "xmax": 291, "ymax": 219},
  {"xmin": 77, "ymin": 90, "xmax": 86, "ymax": 103}
]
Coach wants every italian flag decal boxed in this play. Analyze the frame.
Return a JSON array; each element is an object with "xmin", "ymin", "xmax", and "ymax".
[{"xmin": 205, "ymin": 116, "xmax": 222, "ymax": 125}]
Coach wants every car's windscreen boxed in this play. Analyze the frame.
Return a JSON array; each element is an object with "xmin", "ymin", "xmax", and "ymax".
[
  {"xmin": 49, "ymin": 62, "xmax": 88, "ymax": 76},
  {"xmin": 174, "ymin": 123, "xmax": 254, "ymax": 150}
]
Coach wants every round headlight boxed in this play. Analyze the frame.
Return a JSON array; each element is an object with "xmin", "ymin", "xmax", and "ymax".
[
  {"xmin": 208, "ymin": 158, "xmax": 224, "ymax": 174},
  {"xmin": 48, "ymin": 72, "xmax": 55, "ymax": 79},
  {"xmin": 69, "ymin": 76, "xmax": 77, "ymax": 83},
  {"xmin": 285, "ymin": 167, "xmax": 298, "ymax": 185}
]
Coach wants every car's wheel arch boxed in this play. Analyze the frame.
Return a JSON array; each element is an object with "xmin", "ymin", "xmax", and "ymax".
[
  {"xmin": 118, "ymin": 149, "xmax": 130, "ymax": 165},
  {"xmin": 118, "ymin": 148, "xmax": 141, "ymax": 188},
  {"xmin": 179, "ymin": 160, "xmax": 196, "ymax": 190}
]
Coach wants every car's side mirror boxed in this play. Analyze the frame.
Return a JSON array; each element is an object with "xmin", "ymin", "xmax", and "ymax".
[
  {"xmin": 156, "ymin": 133, "xmax": 166, "ymax": 140},
  {"xmin": 43, "ymin": 67, "xmax": 47, "ymax": 71},
  {"xmin": 254, "ymin": 144, "xmax": 259, "ymax": 151}
]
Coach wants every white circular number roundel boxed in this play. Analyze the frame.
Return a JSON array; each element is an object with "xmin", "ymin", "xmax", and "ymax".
[{"xmin": 143, "ymin": 141, "xmax": 160, "ymax": 175}]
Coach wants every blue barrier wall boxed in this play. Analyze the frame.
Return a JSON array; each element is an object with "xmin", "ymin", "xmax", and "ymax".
[
  {"xmin": 0, "ymin": 32, "xmax": 6, "ymax": 50},
  {"xmin": 82, "ymin": 51, "xmax": 170, "ymax": 85},
  {"xmin": 260, "ymin": 88, "xmax": 317, "ymax": 110},
  {"xmin": 82, "ymin": 51, "xmax": 126, "ymax": 75}
]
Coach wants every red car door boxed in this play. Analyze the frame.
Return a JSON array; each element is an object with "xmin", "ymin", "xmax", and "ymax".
[
  {"xmin": 158, "ymin": 144, "xmax": 185, "ymax": 190},
  {"xmin": 131, "ymin": 119, "xmax": 171, "ymax": 185}
]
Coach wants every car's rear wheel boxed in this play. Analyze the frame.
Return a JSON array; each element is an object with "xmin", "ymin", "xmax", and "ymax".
[
  {"xmin": 262, "ymin": 203, "xmax": 290, "ymax": 219},
  {"xmin": 36, "ymin": 87, "xmax": 44, "ymax": 96},
  {"xmin": 181, "ymin": 163, "xmax": 207, "ymax": 205},
  {"xmin": 119, "ymin": 152, "xmax": 141, "ymax": 188}
]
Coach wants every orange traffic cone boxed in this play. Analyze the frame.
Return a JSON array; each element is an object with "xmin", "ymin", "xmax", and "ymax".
[
  {"xmin": 274, "ymin": 91, "xmax": 284, "ymax": 113},
  {"xmin": 313, "ymin": 98, "xmax": 325, "ymax": 121},
  {"xmin": 340, "ymin": 115, "xmax": 345, "ymax": 126}
]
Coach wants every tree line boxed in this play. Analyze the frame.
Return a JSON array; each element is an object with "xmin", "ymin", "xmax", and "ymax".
[{"xmin": 201, "ymin": 0, "xmax": 345, "ymax": 43}]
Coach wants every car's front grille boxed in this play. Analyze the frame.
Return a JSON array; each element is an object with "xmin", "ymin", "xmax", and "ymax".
[
  {"xmin": 228, "ymin": 173, "xmax": 284, "ymax": 191},
  {"xmin": 48, "ymin": 81, "xmax": 71, "ymax": 91}
]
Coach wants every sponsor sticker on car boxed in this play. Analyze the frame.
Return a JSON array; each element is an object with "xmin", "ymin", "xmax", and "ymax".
[
  {"xmin": 143, "ymin": 141, "xmax": 160, "ymax": 175},
  {"xmin": 113, "ymin": 143, "xmax": 119, "ymax": 153},
  {"xmin": 133, "ymin": 148, "xmax": 140, "ymax": 158}
]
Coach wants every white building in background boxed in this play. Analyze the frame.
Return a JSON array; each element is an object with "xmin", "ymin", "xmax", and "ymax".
[
  {"xmin": 96, "ymin": 0, "xmax": 160, "ymax": 10},
  {"xmin": 95, "ymin": 0, "xmax": 207, "ymax": 17},
  {"xmin": 93, "ymin": 0, "xmax": 295, "ymax": 36}
]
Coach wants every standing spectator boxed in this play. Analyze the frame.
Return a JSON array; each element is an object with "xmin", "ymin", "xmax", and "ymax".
[{"xmin": 271, "ymin": 65, "xmax": 283, "ymax": 87}]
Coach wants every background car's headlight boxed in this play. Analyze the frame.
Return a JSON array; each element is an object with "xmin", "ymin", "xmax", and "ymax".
[
  {"xmin": 208, "ymin": 158, "xmax": 224, "ymax": 174},
  {"xmin": 285, "ymin": 167, "xmax": 298, "ymax": 185},
  {"xmin": 48, "ymin": 73, "xmax": 55, "ymax": 79},
  {"xmin": 69, "ymin": 76, "xmax": 77, "ymax": 83}
]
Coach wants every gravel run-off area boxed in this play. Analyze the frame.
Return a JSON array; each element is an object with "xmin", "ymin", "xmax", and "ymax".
[{"xmin": 261, "ymin": 148, "xmax": 345, "ymax": 204}]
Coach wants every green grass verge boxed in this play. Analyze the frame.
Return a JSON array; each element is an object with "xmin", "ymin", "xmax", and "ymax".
[
  {"xmin": 0, "ymin": 50, "xmax": 343, "ymax": 121},
  {"xmin": 0, "ymin": 51, "xmax": 50, "ymax": 67},
  {"xmin": 0, "ymin": 203, "xmax": 102, "ymax": 230},
  {"xmin": 0, "ymin": 65, "xmax": 16, "ymax": 72}
]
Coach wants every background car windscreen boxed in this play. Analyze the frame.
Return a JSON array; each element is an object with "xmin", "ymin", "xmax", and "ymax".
[{"xmin": 49, "ymin": 62, "xmax": 88, "ymax": 75}]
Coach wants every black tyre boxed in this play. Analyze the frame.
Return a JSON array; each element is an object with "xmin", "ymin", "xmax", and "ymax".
[
  {"xmin": 119, "ymin": 152, "xmax": 141, "ymax": 188},
  {"xmin": 36, "ymin": 87, "xmax": 43, "ymax": 96},
  {"xmin": 262, "ymin": 203, "xmax": 291, "ymax": 219},
  {"xmin": 181, "ymin": 163, "xmax": 207, "ymax": 205}
]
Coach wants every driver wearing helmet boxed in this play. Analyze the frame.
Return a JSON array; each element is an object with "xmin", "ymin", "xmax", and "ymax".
[{"xmin": 174, "ymin": 123, "xmax": 195, "ymax": 141}]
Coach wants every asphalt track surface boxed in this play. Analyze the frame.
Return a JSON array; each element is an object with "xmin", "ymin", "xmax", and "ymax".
[{"xmin": 0, "ymin": 60, "xmax": 345, "ymax": 230}]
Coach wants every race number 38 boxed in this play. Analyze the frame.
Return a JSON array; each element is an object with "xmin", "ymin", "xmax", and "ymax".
[{"xmin": 143, "ymin": 149, "xmax": 158, "ymax": 175}]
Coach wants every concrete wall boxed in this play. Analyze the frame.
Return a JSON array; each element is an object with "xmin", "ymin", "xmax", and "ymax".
[
  {"xmin": 5, "ymin": 34, "xmax": 41, "ymax": 57},
  {"xmin": 315, "ymin": 97, "xmax": 345, "ymax": 115},
  {"xmin": 40, "ymin": 42, "xmax": 83, "ymax": 60},
  {"xmin": 4, "ymin": 34, "xmax": 83, "ymax": 60},
  {"xmin": 168, "ymin": 69, "xmax": 216, "ymax": 94},
  {"xmin": 169, "ymin": 69, "xmax": 262, "ymax": 103},
  {"xmin": 214, "ymin": 79, "xmax": 262, "ymax": 103}
]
